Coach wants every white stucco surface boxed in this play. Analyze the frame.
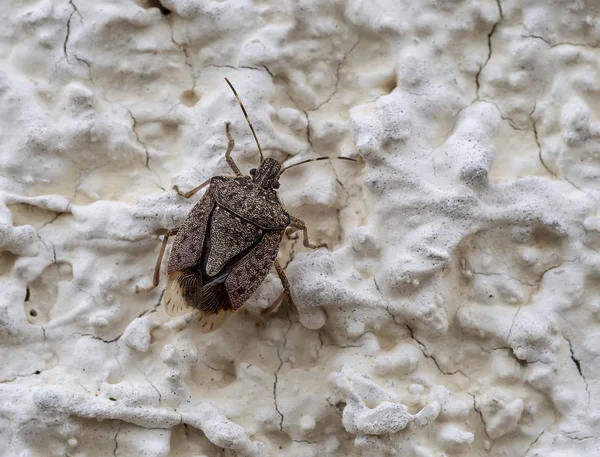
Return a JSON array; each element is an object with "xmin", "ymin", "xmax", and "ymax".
[{"xmin": 1, "ymin": 0, "xmax": 599, "ymax": 456}]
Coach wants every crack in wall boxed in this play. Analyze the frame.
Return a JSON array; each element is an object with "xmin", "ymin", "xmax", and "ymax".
[
  {"xmin": 405, "ymin": 323, "xmax": 467, "ymax": 378},
  {"xmin": 137, "ymin": 289, "xmax": 165, "ymax": 318},
  {"xmin": 467, "ymin": 392, "xmax": 491, "ymax": 439},
  {"xmin": 75, "ymin": 379, "xmax": 90, "ymax": 394},
  {"xmin": 273, "ymin": 312, "xmax": 292, "ymax": 431},
  {"xmin": 507, "ymin": 306, "xmax": 522, "ymax": 344},
  {"xmin": 114, "ymin": 340, "xmax": 124, "ymax": 379},
  {"xmin": 522, "ymin": 428, "xmax": 545, "ymax": 456},
  {"xmin": 564, "ymin": 335, "xmax": 590, "ymax": 407},
  {"xmin": 71, "ymin": 330, "xmax": 124, "ymax": 345},
  {"xmin": 127, "ymin": 110, "xmax": 151, "ymax": 170},
  {"xmin": 530, "ymin": 105, "xmax": 587, "ymax": 194},
  {"xmin": 485, "ymin": 99, "xmax": 528, "ymax": 131},
  {"xmin": 63, "ymin": 0, "xmax": 82, "ymax": 60},
  {"xmin": 72, "ymin": 283, "xmax": 100, "ymax": 308},
  {"xmin": 287, "ymin": 99, "xmax": 353, "ymax": 247},
  {"xmin": 523, "ymin": 34, "xmax": 600, "ymax": 49},
  {"xmin": 323, "ymin": 342, "xmax": 363, "ymax": 349},
  {"xmin": 70, "ymin": 51, "xmax": 118, "ymax": 113},
  {"xmin": 127, "ymin": 110, "xmax": 164, "ymax": 190},
  {"xmin": 474, "ymin": 0, "xmax": 503, "ymax": 100},
  {"xmin": 37, "ymin": 212, "xmax": 64, "ymax": 233},
  {"xmin": 374, "ymin": 278, "xmax": 467, "ymax": 378},
  {"xmin": 291, "ymin": 439, "xmax": 318, "ymax": 444},
  {"xmin": 471, "ymin": 270, "xmax": 536, "ymax": 287},
  {"xmin": 37, "ymin": 233, "xmax": 57, "ymax": 266},
  {"xmin": 167, "ymin": 17, "xmax": 195, "ymax": 98},
  {"xmin": 112, "ymin": 422, "xmax": 122, "ymax": 457},
  {"xmin": 135, "ymin": 361, "xmax": 162, "ymax": 404},
  {"xmin": 373, "ymin": 277, "xmax": 402, "ymax": 327},
  {"xmin": 1, "ymin": 366, "xmax": 51, "ymax": 383},
  {"xmin": 315, "ymin": 332, "xmax": 324, "ymax": 361},
  {"xmin": 506, "ymin": 261, "xmax": 570, "ymax": 351},
  {"xmin": 303, "ymin": 111, "xmax": 314, "ymax": 152},
  {"xmin": 530, "ymin": 103, "xmax": 553, "ymax": 179},
  {"xmin": 262, "ymin": 65, "xmax": 274, "ymax": 79},
  {"xmin": 328, "ymin": 162, "xmax": 350, "ymax": 244},
  {"xmin": 207, "ymin": 64, "xmax": 273, "ymax": 75},
  {"xmin": 309, "ymin": 37, "xmax": 360, "ymax": 112},
  {"xmin": 438, "ymin": 0, "xmax": 506, "ymax": 141},
  {"xmin": 73, "ymin": 56, "xmax": 96, "ymax": 87},
  {"xmin": 520, "ymin": 415, "xmax": 560, "ymax": 457},
  {"xmin": 563, "ymin": 432, "xmax": 593, "ymax": 441},
  {"xmin": 441, "ymin": 98, "xmax": 523, "ymax": 149}
]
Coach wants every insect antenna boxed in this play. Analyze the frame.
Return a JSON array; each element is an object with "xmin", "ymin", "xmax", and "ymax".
[
  {"xmin": 224, "ymin": 78, "xmax": 265, "ymax": 163},
  {"xmin": 278, "ymin": 156, "xmax": 357, "ymax": 177}
]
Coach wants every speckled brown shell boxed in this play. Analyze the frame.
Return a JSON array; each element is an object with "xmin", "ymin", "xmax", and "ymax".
[
  {"xmin": 165, "ymin": 178, "xmax": 288, "ymax": 318},
  {"xmin": 210, "ymin": 176, "xmax": 290, "ymax": 229},
  {"xmin": 204, "ymin": 205, "xmax": 262, "ymax": 277},
  {"xmin": 167, "ymin": 192, "xmax": 214, "ymax": 274},
  {"xmin": 225, "ymin": 229, "xmax": 284, "ymax": 309}
]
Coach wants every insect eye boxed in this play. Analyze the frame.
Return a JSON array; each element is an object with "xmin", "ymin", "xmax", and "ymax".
[
  {"xmin": 249, "ymin": 168, "xmax": 257, "ymax": 176},
  {"xmin": 272, "ymin": 181, "xmax": 280, "ymax": 189}
]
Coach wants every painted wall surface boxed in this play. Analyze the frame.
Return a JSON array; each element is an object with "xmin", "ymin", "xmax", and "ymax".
[{"xmin": 1, "ymin": 0, "xmax": 599, "ymax": 456}]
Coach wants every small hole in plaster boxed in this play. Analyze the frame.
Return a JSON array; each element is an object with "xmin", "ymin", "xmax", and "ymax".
[
  {"xmin": 24, "ymin": 261, "xmax": 74, "ymax": 325},
  {"xmin": 382, "ymin": 73, "xmax": 398, "ymax": 95},
  {"xmin": 180, "ymin": 89, "xmax": 199, "ymax": 107},
  {"xmin": 137, "ymin": 0, "xmax": 171, "ymax": 15}
]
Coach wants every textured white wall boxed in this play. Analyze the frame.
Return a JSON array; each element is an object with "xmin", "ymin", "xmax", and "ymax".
[{"xmin": 1, "ymin": 0, "xmax": 599, "ymax": 456}]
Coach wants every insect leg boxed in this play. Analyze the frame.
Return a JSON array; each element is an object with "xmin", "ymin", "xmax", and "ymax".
[
  {"xmin": 136, "ymin": 228, "xmax": 179, "ymax": 293},
  {"xmin": 224, "ymin": 121, "xmax": 243, "ymax": 176},
  {"xmin": 285, "ymin": 216, "xmax": 328, "ymax": 249},
  {"xmin": 173, "ymin": 179, "xmax": 210, "ymax": 199},
  {"xmin": 262, "ymin": 260, "xmax": 291, "ymax": 314}
]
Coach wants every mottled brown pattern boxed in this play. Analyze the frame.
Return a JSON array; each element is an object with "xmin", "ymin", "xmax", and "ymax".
[
  {"xmin": 167, "ymin": 192, "xmax": 214, "ymax": 274},
  {"xmin": 211, "ymin": 176, "xmax": 290, "ymax": 229},
  {"xmin": 205, "ymin": 206, "xmax": 262, "ymax": 276},
  {"xmin": 225, "ymin": 229, "xmax": 284, "ymax": 310}
]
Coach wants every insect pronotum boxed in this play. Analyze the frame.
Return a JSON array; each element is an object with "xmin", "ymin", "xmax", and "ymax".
[{"xmin": 137, "ymin": 78, "xmax": 357, "ymax": 331}]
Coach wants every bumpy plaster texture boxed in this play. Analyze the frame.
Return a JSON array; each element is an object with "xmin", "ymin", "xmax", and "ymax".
[{"xmin": 1, "ymin": 0, "xmax": 599, "ymax": 456}]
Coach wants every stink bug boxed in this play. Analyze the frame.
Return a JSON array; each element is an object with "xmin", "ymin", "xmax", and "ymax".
[{"xmin": 137, "ymin": 78, "xmax": 356, "ymax": 331}]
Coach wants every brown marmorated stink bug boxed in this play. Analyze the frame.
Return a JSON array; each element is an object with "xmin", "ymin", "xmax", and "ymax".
[{"xmin": 137, "ymin": 78, "xmax": 357, "ymax": 331}]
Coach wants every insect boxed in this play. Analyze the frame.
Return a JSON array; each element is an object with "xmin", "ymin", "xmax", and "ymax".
[{"xmin": 137, "ymin": 78, "xmax": 357, "ymax": 331}]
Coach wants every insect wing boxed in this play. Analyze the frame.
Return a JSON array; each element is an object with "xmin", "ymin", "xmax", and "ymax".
[
  {"xmin": 164, "ymin": 190, "xmax": 214, "ymax": 318},
  {"xmin": 167, "ymin": 192, "xmax": 215, "ymax": 274},
  {"xmin": 225, "ymin": 229, "xmax": 284, "ymax": 310},
  {"xmin": 164, "ymin": 270, "xmax": 232, "ymax": 332},
  {"xmin": 164, "ymin": 271, "xmax": 191, "ymax": 316},
  {"xmin": 196, "ymin": 307, "xmax": 233, "ymax": 332},
  {"xmin": 204, "ymin": 205, "xmax": 262, "ymax": 277}
]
